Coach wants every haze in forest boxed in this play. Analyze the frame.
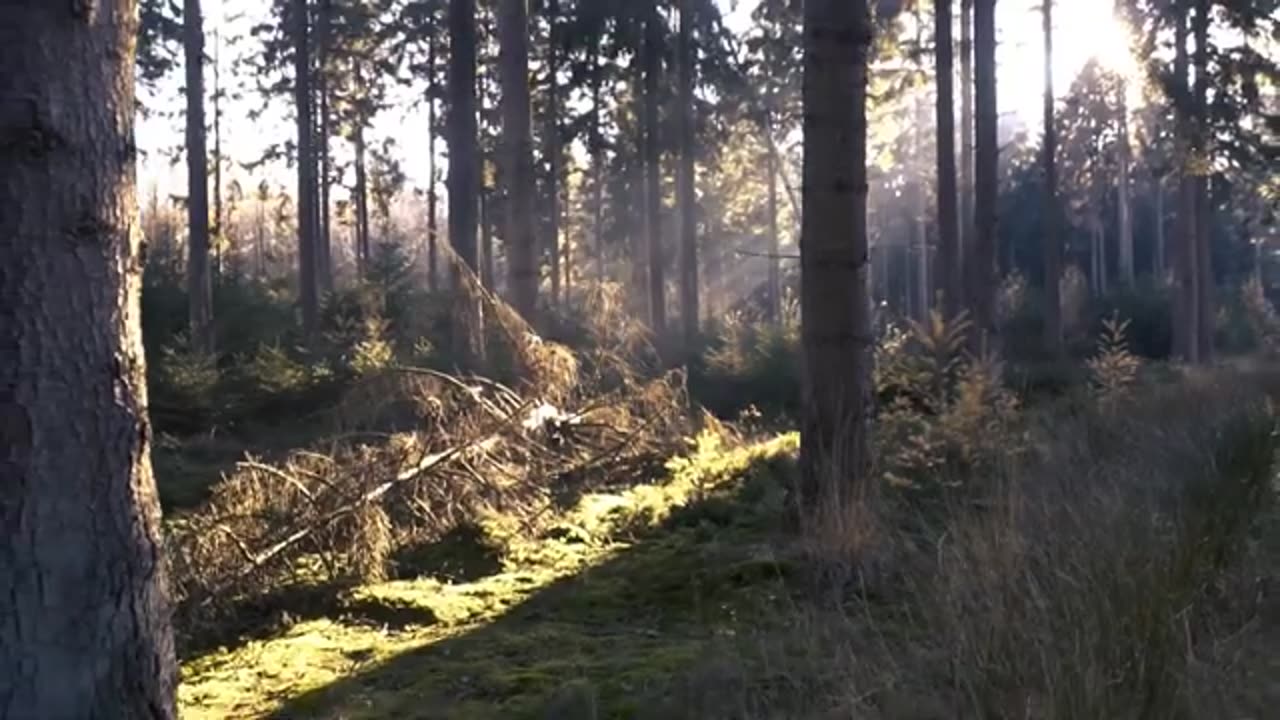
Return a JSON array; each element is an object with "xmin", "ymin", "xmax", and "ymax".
[{"xmin": 1, "ymin": 0, "xmax": 1278, "ymax": 718}]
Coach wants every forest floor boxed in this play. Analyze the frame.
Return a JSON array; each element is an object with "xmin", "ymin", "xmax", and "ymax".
[
  {"xmin": 175, "ymin": 432, "xmax": 809, "ymax": 719},
  {"xmin": 170, "ymin": 367, "xmax": 1280, "ymax": 720}
]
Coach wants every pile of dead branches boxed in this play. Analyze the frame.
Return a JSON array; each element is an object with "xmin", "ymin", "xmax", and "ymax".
[{"xmin": 167, "ymin": 262, "xmax": 692, "ymax": 631}]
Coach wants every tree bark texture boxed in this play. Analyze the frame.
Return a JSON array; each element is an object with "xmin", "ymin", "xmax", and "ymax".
[
  {"xmin": 1173, "ymin": 0, "xmax": 1199, "ymax": 362},
  {"xmin": 293, "ymin": 0, "xmax": 319, "ymax": 338},
  {"xmin": 678, "ymin": 0, "xmax": 699, "ymax": 351},
  {"xmin": 1117, "ymin": 87, "xmax": 1134, "ymax": 287},
  {"xmin": 968, "ymin": 0, "xmax": 998, "ymax": 345},
  {"xmin": 959, "ymin": 0, "xmax": 974, "ymax": 296},
  {"xmin": 0, "ymin": 2, "xmax": 179, "ymax": 716},
  {"xmin": 799, "ymin": 0, "xmax": 874, "ymax": 506},
  {"xmin": 1193, "ymin": 0, "xmax": 1213, "ymax": 361},
  {"xmin": 546, "ymin": 0, "xmax": 563, "ymax": 308},
  {"xmin": 449, "ymin": 0, "xmax": 482, "ymax": 360},
  {"xmin": 499, "ymin": 0, "xmax": 538, "ymax": 322},
  {"xmin": 184, "ymin": 0, "xmax": 214, "ymax": 354},
  {"xmin": 643, "ymin": 1, "xmax": 666, "ymax": 335},
  {"xmin": 354, "ymin": 122, "xmax": 370, "ymax": 274},
  {"xmin": 935, "ymin": 0, "xmax": 961, "ymax": 320},
  {"xmin": 1042, "ymin": 0, "xmax": 1062, "ymax": 352}
]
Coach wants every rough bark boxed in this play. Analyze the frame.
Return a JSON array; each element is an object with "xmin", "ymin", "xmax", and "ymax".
[
  {"xmin": 799, "ymin": 0, "xmax": 874, "ymax": 505},
  {"xmin": 643, "ymin": 1, "xmax": 666, "ymax": 335},
  {"xmin": 936, "ymin": 0, "xmax": 961, "ymax": 320},
  {"xmin": 498, "ymin": 0, "xmax": 538, "ymax": 322},
  {"xmin": 678, "ymin": 0, "xmax": 699, "ymax": 351},
  {"xmin": 448, "ymin": 0, "xmax": 482, "ymax": 359},
  {"xmin": 293, "ymin": 0, "xmax": 319, "ymax": 338},
  {"xmin": 0, "ymin": 2, "xmax": 179, "ymax": 716},
  {"xmin": 1042, "ymin": 0, "xmax": 1062, "ymax": 352},
  {"xmin": 184, "ymin": 0, "xmax": 214, "ymax": 354},
  {"xmin": 968, "ymin": 0, "xmax": 998, "ymax": 344}
]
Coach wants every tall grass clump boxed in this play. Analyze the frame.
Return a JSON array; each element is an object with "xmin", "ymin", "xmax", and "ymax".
[{"xmin": 908, "ymin": 375, "xmax": 1279, "ymax": 719}]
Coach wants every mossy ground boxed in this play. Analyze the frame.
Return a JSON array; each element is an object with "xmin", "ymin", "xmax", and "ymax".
[{"xmin": 176, "ymin": 432, "xmax": 802, "ymax": 719}]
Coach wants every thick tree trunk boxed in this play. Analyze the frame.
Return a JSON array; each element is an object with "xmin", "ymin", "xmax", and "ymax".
[
  {"xmin": 545, "ymin": 0, "xmax": 563, "ymax": 308},
  {"xmin": 1193, "ymin": 0, "xmax": 1213, "ymax": 361},
  {"xmin": 293, "ymin": 0, "xmax": 319, "ymax": 338},
  {"xmin": 678, "ymin": 0, "xmax": 699, "ymax": 351},
  {"xmin": 0, "ymin": 2, "xmax": 178, "ymax": 715},
  {"xmin": 959, "ymin": 0, "xmax": 974, "ymax": 295},
  {"xmin": 449, "ymin": 0, "xmax": 482, "ymax": 360},
  {"xmin": 1042, "ymin": 0, "xmax": 1062, "ymax": 352},
  {"xmin": 354, "ymin": 122, "xmax": 370, "ymax": 275},
  {"xmin": 799, "ymin": 0, "xmax": 873, "ymax": 506},
  {"xmin": 644, "ymin": 2, "xmax": 666, "ymax": 335},
  {"xmin": 499, "ymin": 0, "xmax": 538, "ymax": 322},
  {"xmin": 1117, "ymin": 87, "xmax": 1134, "ymax": 288},
  {"xmin": 936, "ymin": 0, "xmax": 961, "ymax": 320},
  {"xmin": 969, "ymin": 0, "xmax": 998, "ymax": 344},
  {"xmin": 184, "ymin": 0, "xmax": 214, "ymax": 354}
]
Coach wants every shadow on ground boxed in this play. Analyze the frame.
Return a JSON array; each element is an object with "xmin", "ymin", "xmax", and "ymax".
[{"xmin": 242, "ymin": 445, "xmax": 806, "ymax": 719}]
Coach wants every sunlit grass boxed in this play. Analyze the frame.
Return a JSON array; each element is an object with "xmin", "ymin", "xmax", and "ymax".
[{"xmin": 177, "ymin": 432, "xmax": 800, "ymax": 719}]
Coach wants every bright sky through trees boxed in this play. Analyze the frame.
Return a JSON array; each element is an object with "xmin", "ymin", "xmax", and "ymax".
[{"xmin": 137, "ymin": 0, "xmax": 1142, "ymax": 197}]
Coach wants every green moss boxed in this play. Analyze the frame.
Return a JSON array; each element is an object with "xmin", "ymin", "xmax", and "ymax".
[{"xmin": 178, "ymin": 431, "xmax": 800, "ymax": 719}]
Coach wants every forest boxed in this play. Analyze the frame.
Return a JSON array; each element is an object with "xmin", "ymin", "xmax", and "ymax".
[{"xmin": 1, "ymin": 0, "xmax": 1279, "ymax": 717}]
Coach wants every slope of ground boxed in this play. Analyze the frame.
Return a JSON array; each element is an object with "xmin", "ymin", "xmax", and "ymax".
[{"xmin": 178, "ymin": 432, "xmax": 802, "ymax": 719}]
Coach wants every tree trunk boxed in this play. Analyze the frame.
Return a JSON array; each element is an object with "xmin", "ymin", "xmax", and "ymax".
[
  {"xmin": 427, "ymin": 35, "xmax": 439, "ymax": 292},
  {"xmin": 1154, "ymin": 174, "xmax": 1166, "ymax": 279},
  {"xmin": 959, "ymin": 0, "xmax": 974, "ymax": 296},
  {"xmin": 799, "ymin": 0, "xmax": 873, "ymax": 506},
  {"xmin": 766, "ymin": 105, "xmax": 782, "ymax": 325},
  {"xmin": 545, "ymin": 0, "xmax": 563, "ymax": 309},
  {"xmin": 293, "ymin": 0, "xmax": 319, "ymax": 338},
  {"xmin": 1193, "ymin": 0, "xmax": 1213, "ymax": 361},
  {"xmin": 1117, "ymin": 85, "xmax": 1134, "ymax": 288},
  {"xmin": 0, "ymin": 2, "xmax": 178, "ymax": 715},
  {"xmin": 317, "ymin": 0, "xmax": 333, "ymax": 293},
  {"xmin": 449, "ymin": 0, "xmax": 482, "ymax": 359},
  {"xmin": 590, "ymin": 32, "xmax": 606, "ymax": 284},
  {"xmin": 498, "ymin": 0, "xmax": 538, "ymax": 322},
  {"xmin": 1173, "ymin": 0, "xmax": 1198, "ymax": 362},
  {"xmin": 212, "ymin": 24, "xmax": 224, "ymax": 283},
  {"xmin": 1042, "ymin": 0, "xmax": 1062, "ymax": 352},
  {"xmin": 354, "ymin": 122, "xmax": 370, "ymax": 275},
  {"xmin": 678, "ymin": 0, "xmax": 699, "ymax": 351},
  {"xmin": 968, "ymin": 0, "xmax": 998, "ymax": 344},
  {"xmin": 480, "ymin": 188, "xmax": 495, "ymax": 288},
  {"xmin": 936, "ymin": 0, "xmax": 960, "ymax": 320},
  {"xmin": 643, "ymin": 2, "xmax": 666, "ymax": 336},
  {"xmin": 184, "ymin": 0, "xmax": 214, "ymax": 354}
]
